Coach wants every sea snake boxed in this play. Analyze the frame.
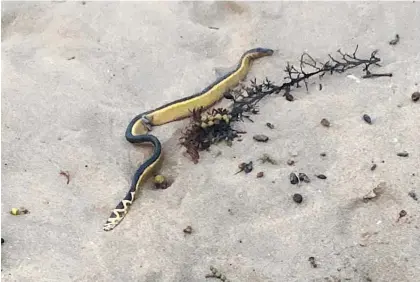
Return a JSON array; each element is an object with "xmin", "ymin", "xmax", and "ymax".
[{"xmin": 103, "ymin": 47, "xmax": 274, "ymax": 231}]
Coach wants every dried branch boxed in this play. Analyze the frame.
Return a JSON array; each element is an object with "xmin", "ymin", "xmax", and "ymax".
[{"xmin": 179, "ymin": 45, "xmax": 390, "ymax": 162}]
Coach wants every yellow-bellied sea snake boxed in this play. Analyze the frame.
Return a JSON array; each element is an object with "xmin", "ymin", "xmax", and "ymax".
[{"xmin": 103, "ymin": 47, "xmax": 274, "ymax": 231}]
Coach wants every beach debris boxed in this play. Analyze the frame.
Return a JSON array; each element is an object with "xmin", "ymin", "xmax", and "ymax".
[
  {"xmin": 412, "ymin": 91, "xmax": 420, "ymax": 102},
  {"xmin": 316, "ymin": 174, "xmax": 327, "ymax": 180},
  {"xmin": 298, "ymin": 173, "xmax": 310, "ymax": 183},
  {"xmin": 290, "ymin": 173, "xmax": 299, "ymax": 184},
  {"xmin": 370, "ymin": 163, "xmax": 377, "ymax": 171},
  {"xmin": 181, "ymin": 46, "xmax": 387, "ymax": 163},
  {"xmin": 60, "ymin": 170, "xmax": 70, "ymax": 184},
  {"xmin": 10, "ymin": 207, "xmax": 29, "ymax": 216},
  {"xmin": 362, "ymin": 71, "xmax": 393, "ymax": 79},
  {"xmin": 223, "ymin": 92, "xmax": 235, "ymax": 100},
  {"xmin": 253, "ymin": 134, "xmax": 269, "ymax": 142},
  {"xmin": 179, "ymin": 107, "xmax": 241, "ymax": 163},
  {"xmin": 258, "ymin": 153, "xmax": 277, "ymax": 165},
  {"xmin": 266, "ymin": 122, "xmax": 275, "ymax": 129},
  {"xmin": 319, "ymin": 84, "xmax": 323, "ymax": 90},
  {"xmin": 308, "ymin": 256, "xmax": 318, "ymax": 268},
  {"xmin": 1, "ymin": 238, "xmax": 4, "ymax": 244},
  {"xmin": 205, "ymin": 266, "xmax": 230, "ymax": 282},
  {"xmin": 183, "ymin": 225, "xmax": 193, "ymax": 234},
  {"xmin": 320, "ymin": 118, "xmax": 331, "ymax": 127},
  {"xmin": 363, "ymin": 182, "xmax": 386, "ymax": 202},
  {"xmin": 293, "ymin": 193, "xmax": 303, "ymax": 204},
  {"xmin": 236, "ymin": 161, "xmax": 253, "ymax": 174},
  {"xmin": 287, "ymin": 159, "xmax": 295, "ymax": 166},
  {"xmin": 285, "ymin": 92, "xmax": 294, "ymax": 101},
  {"xmin": 408, "ymin": 190, "xmax": 418, "ymax": 201},
  {"xmin": 153, "ymin": 174, "xmax": 170, "ymax": 189},
  {"xmin": 389, "ymin": 34, "xmax": 400, "ymax": 45},
  {"xmin": 320, "ymin": 152, "xmax": 326, "ymax": 157},
  {"xmin": 362, "ymin": 114, "xmax": 372, "ymax": 124},
  {"xmin": 256, "ymin": 171, "xmax": 264, "ymax": 178},
  {"xmin": 397, "ymin": 151, "xmax": 409, "ymax": 157},
  {"xmin": 397, "ymin": 210, "xmax": 407, "ymax": 222},
  {"xmin": 67, "ymin": 56, "xmax": 76, "ymax": 60},
  {"xmin": 208, "ymin": 26, "xmax": 219, "ymax": 30}
]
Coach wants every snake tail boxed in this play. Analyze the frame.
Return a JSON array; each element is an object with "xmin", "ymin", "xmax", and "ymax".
[{"xmin": 103, "ymin": 135, "xmax": 162, "ymax": 231}]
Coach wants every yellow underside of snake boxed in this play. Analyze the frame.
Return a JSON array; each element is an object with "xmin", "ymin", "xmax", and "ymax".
[{"xmin": 103, "ymin": 47, "xmax": 274, "ymax": 231}]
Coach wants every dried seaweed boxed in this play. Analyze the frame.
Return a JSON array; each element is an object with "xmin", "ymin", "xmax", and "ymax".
[
  {"xmin": 179, "ymin": 107, "xmax": 244, "ymax": 163},
  {"xmin": 180, "ymin": 45, "xmax": 389, "ymax": 162}
]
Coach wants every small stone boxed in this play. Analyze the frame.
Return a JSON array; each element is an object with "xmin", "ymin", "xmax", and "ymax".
[
  {"xmin": 290, "ymin": 173, "xmax": 299, "ymax": 184},
  {"xmin": 183, "ymin": 225, "xmax": 193, "ymax": 234},
  {"xmin": 1, "ymin": 238, "xmax": 4, "ymax": 244},
  {"xmin": 253, "ymin": 134, "xmax": 269, "ymax": 142},
  {"xmin": 308, "ymin": 256, "xmax": 318, "ymax": 268},
  {"xmin": 287, "ymin": 159, "xmax": 295, "ymax": 166},
  {"xmin": 298, "ymin": 173, "xmax": 310, "ymax": 183},
  {"xmin": 370, "ymin": 164, "xmax": 377, "ymax": 171},
  {"xmin": 293, "ymin": 193, "xmax": 303, "ymax": 203},
  {"xmin": 412, "ymin": 91, "xmax": 420, "ymax": 102},
  {"xmin": 363, "ymin": 114, "xmax": 372, "ymax": 124},
  {"xmin": 320, "ymin": 152, "xmax": 326, "ymax": 157},
  {"xmin": 316, "ymin": 174, "xmax": 327, "ymax": 179},
  {"xmin": 320, "ymin": 118, "xmax": 330, "ymax": 127},
  {"xmin": 285, "ymin": 93, "xmax": 294, "ymax": 101},
  {"xmin": 397, "ymin": 151, "xmax": 409, "ymax": 157},
  {"xmin": 256, "ymin": 172, "xmax": 264, "ymax": 178},
  {"xmin": 244, "ymin": 162, "xmax": 253, "ymax": 173},
  {"xmin": 408, "ymin": 191, "xmax": 418, "ymax": 201},
  {"xmin": 399, "ymin": 210, "xmax": 407, "ymax": 218},
  {"xmin": 266, "ymin": 122, "xmax": 275, "ymax": 129}
]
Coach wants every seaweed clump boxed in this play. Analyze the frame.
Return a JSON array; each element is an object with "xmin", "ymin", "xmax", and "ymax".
[
  {"xmin": 180, "ymin": 45, "xmax": 390, "ymax": 163},
  {"xmin": 179, "ymin": 107, "xmax": 244, "ymax": 163}
]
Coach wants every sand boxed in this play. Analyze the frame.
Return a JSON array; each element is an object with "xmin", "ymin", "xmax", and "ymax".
[{"xmin": 1, "ymin": 1, "xmax": 419, "ymax": 281}]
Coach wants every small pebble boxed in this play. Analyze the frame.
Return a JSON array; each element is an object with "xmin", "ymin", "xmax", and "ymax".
[
  {"xmin": 285, "ymin": 93, "xmax": 294, "ymax": 101},
  {"xmin": 316, "ymin": 174, "xmax": 327, "ymax": 179},
  {"xmin": 244, "ymin": 162, "xmax": 253, "ymax": 173},
  {"xmin": 266, "ymin": 122, "xmax": 275, "ymax": 129},
  {"xmin": 253, "ymin": 134, "xmax": 269, "ymax": 142},
  {"xmin": 397, "ymin": 152, "xmax": 409, "ymax": 157},
  {"xmin": 370, "ymin": 164, "xmax": 377, "ymax": 171},
  {"xmin": 320, "ymin": 152, "xmax": 326, "ymax": 157},
  {"xmin": 293, "ymin": 193, "xmax": 303, "ymax": 203},
  {"xmin": 363, "ymin": 114, "xmax": 372, "ymax": 124},
  {"xmin": 1, "ymin": 238, "xmax": 4, "ymax": 244},
  {"xmin": 399, "ymin": 210, "xmax": 407, "ymax": 218},
  {"xmin": 256, "ymin": 171, "xmax": 264, "ymax": 178},
  {"xmin": 298, "ymin": 173, "xmax": 310, "ymax": 183},
  {"xmin": 183, "ymin": 225, "xmax": 193, "ymax": 234},
  {"xmin": 308, "ymin": 256, "xmax": 318, "ymax": 268},
  {"xmin": 320, "ymin": 118, "xmax": 330, "ymax": 127},
  {"xmin": 408, "ymin": 191, "xmax": 418, "ymax": 201},
  {"xmin": 290, "ymin": 173, "xmax": 299, "ymax": 184},
  {"xmin": 287, "ymin": 159, "xmax": 295, "ymax": 166},
  {"xmin": 411, "ymin": 91, "xmax": 420, "ymax": 102}
]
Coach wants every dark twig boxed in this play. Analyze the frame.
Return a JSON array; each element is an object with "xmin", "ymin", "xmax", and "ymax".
[{"xmin": 180, "ymin": 46, "xmax": 388, "ymax": 162}]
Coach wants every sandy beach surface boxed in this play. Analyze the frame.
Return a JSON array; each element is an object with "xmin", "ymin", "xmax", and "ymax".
[{"xmin": 1, "ymin": 1, "xmax": 419, "ymax": 281}]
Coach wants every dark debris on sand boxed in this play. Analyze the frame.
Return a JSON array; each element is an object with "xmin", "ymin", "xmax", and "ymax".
[{"xmin": 179, "ymin": 46, "xmax": 388, "ymax": 162}]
